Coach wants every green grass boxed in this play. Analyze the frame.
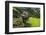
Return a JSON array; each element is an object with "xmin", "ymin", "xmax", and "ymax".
[
  {"xmin": 13, "ymin": 17, "xmax": 40, "ymax": 27},
  {"xmin": 27, "ymin": 17, "xmax": 40, "ymax": 27}
]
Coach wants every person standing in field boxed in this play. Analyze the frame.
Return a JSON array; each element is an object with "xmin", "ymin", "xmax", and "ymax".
[{"xmin": 21, "ymin": 11, "xmax": 29, "ymax": 27}]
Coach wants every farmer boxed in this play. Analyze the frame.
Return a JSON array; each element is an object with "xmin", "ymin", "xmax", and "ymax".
[
  {"xmin": 15, "ymin": 20, "xmax": 24, "ymax": 27},
  {"xmin": 21, "ymin": 11, "xmax": 29, "ymax": 26}
]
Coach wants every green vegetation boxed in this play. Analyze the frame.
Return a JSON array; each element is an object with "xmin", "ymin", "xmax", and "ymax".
[
  {"xmin": 27, "ymin": 17, "xmax": 40, "ymax": 27},
  {"xmin": 13, "ymin": 7, "xmax": 40, "ymax": 28}
]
